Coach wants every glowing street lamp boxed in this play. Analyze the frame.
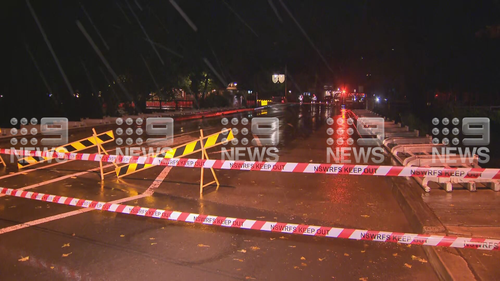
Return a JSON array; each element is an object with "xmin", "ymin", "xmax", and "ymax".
[
  {"xmin": 272, "ymin": 74, "xmax": 285, "ymax": 84},
  {"xmin": 272, "ymin": 71, "xmax": 287, "ymax": 98}
]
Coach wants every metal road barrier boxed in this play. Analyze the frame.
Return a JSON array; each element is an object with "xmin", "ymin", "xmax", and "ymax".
[
  {"xmin": 0, "ymin": 187, "xmax": 498, "ymax": 251},
  {"xmin": 115, "ymin": 128, "xmax": 234, "ymax": 178},
  {"xmin": 350, "ymin": 109, "xmax": 499, "ymax": 192},
  {"xmin": 17, "ymin": 130, "xmax": 114, "ymax": 169}
]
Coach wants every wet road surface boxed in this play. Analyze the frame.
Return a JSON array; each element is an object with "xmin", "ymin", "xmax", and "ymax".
[{"xmin": 0, "ymin": 106, "xmax": 439, "ymax": 280}]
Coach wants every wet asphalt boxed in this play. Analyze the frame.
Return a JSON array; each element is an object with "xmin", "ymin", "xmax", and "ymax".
[{"xmin": 0, "ymin": 105, "xmax": 439, "ymax": 280}]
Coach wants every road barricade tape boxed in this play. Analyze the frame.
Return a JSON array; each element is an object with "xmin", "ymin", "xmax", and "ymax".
[
  {"xmin": 18, "ymin": 130, "xmax": 114, "ymax": 169},
  {"xmin": 0, "ymin": 186, "xmax": 498, "ymax": 251},
  {"xmin": 1, "ymin": 148, "xmax": 499, "ymax": 179}
]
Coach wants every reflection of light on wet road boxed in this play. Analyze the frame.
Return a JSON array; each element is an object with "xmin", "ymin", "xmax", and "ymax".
[{"xmin": 325, "ymin": 177, "xmax": 352, "ymax": 204}]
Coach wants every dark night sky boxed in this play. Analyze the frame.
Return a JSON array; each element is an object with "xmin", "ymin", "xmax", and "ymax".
[{"xmin": 2, "ymin": 0, "xmax": 499, "ymax": 122}]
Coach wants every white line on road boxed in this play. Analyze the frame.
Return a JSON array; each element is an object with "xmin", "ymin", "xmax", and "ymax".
[
  {"xmin": 0, "ymin": 194, "xmax": 148, "ymax": 235},
  {"xmin": 143, "ymin": 166, "xmax": 172, "ymax": 196},
  {"xmin": 0, "ymin": 133, "xmax": 200, "ymax": 234},
  {"xmin": 0, "ymin": 159, "xmax": 77, "ymax": 180},
  {"xmin": 0, "ymin": 164, "xmax": 115, "ymax": 198},
  {"xmin": 0, "ymin": 162, "xmax": 173, "ymax": 234}
]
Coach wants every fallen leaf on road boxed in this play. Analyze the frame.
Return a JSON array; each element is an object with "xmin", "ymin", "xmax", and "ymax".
[
  {"xmin": 301, "ymin": 262, "xmax": 307, "ymax": 267},
  {"xmin": 35, "ymin": 206, "xmax": 42, "ymax": 209},
  {"xmin": 62, "ymin": 252, "xmax": 72, "ymax": 257},
  {"xmin": 289, "ymin": 245, "xmax": 296, "ymax": 248},
  {"xmin": 293, "ymin": 266, "xmax": 300, "ymax": 269},
  {"xmin": 392, "ymin": 253, "xmax": 398, "ymax": 257},
  {"xmin": 245, "ymin": 277, "xmax": 255, "ymax": 280},
  {"xmin": 62, "ymin": 243, "xmax": 70, "ymax": 248},
  {"xmin": 411, "ymin": 255, "xmax": 427, "ymax": 263},
  {"xmin": 238, "ymin": 249, "xmax": 247, "ymax": 253},
  {"xmin": 72, "ymin": 233, "xmax": 76, "ymax": 237},
  {"xmin": 361, "ymin": 250, "xmax": 366, "ymax": 253},
  {"xmin": 482, "ymin": 253, "xmax": 492, "ymax": 257},
  {"xmin": 233, "ymin": 258, "xmax": 244, "ymax": 262},
  {"xmin": 151, "ymin": 243, "xmax": 157, "ymax": 245},
  {"xmin": 269, "ymin": 238, "xmax": 276, "ymax": 241},
  {"xmin": 236, "ymin": 268, "xmax": 241, "ymax": 271},
  {"xmin": 449, "ymin": 204, "xmax": 454, "ymax": 207},
  {"xmin": 149, "ymin": 237, "xmax": 155, "ymax": 240},
  {"xmin": 344, "ymin": 253, "xmax": 350, "ymax": 257},
  {"xmin": 18, "ymin": 256, "xmax": 29, "ymax": 262},
  {"xmin": 404, "ymin": 263, "xmax": 412, "ymax": 268},
  {"xmin": 250, "ymin": 246, "xmax": 260, "ymax": 251},
  {"xmin": 279, "ymin": 236, "xmax": 288, "ymax": 240},
  {"xmin": 359, "ymin": 278, "xmax": 368, "ymax": 281},
  {"xmin": 318, "ymin": 257, "xmax": 326, "ymax": 261},
  {"xmin": 360, "ymin": 215, "xmax": 370, "ymax": 218},
  {"xmin": 406, "ymin": 244, "xmax": 411, "ymax": 248},
  {"xmin": 244, "ymin": 240, "xmax": 252, "ymax": 242},
  {"xmin": 256, "ymin": 216, "xmax": 265, "ymax": 219},
  {"xmin": 161, "ymin": 227, "xmax": 165, "ymax": 229},
  {"xmin": 300, "ymin": 256, "xmax": 306, "ymax": 260},
  {"xmin": 8, "ymin": 205, "xmax": 16, "ymax": 208},
  {"xmin": 71, "ymin": 177, "xmax": 77, "ymax": 179},
  {"xmin": 197, "ymin": 244, "xmax": 210, "ymax": 248},
  {"xmin": 120, "ymin": 235, "xmax": 125, "ymax": 238},
  {"xmin": 50, "ymin": 266, "xmax": 54, "ymax": 269}
]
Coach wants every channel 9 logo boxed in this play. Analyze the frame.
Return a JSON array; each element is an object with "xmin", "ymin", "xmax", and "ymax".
[
  {"xmin": 221, "ymin": 117, "xmax": 279, "ymax": 161},
  {"xmin": 9, "ymin": 117, "xmax": 68, "ymax": 147},
  {"xmin": 431, "ymin": 117, "xmax": 490, "ymax": 164},
  {"xmin": 114, "ymin": 117, "xmax": 174, "ymax": 147},
  {"xmin": 114, "ymin": 117, "xmax": 175, "ymax": 157},
  {"xmin": 325, "ymin": 117, "xmax": 384, "ymax": 164}
]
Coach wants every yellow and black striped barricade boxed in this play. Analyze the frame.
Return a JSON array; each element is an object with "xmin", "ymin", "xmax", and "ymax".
[
  {"xmin": 116, "ymin": 129, "xmax": 234, "ymax": 178},
  {"xmin": 18, "ymin": 130, "xmax": 114, "ymax": 169}
]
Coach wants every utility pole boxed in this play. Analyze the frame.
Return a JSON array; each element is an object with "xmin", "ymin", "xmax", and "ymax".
[{"xmin": 284, "ymin": 64, "xmax": 287, "ymax": 99}]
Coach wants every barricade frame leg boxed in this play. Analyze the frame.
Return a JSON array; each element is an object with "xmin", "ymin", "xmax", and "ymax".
[
  {"xmin": 92, "ymin": 128, "xmax": 118, "ymax": 181},
  {"xmin": 199, "ymin": 129, "xmax": 219, "ymax": 196}
]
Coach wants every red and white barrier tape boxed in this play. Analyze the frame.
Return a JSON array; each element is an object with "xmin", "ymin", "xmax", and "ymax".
[
  {"xmin": 1, "ymin": 148, "xmax": 499, "ymax": 179},
  {"xmin": 0, "ymin": 187, "xmax": 498, "ymax": 251}
]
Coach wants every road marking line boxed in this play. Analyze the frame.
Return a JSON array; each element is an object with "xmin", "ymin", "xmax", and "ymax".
[
  {"xmin": 0, "ymin": 159, "xmax": 77, "ymax": 180},
  {"xmin": 143, "ymin": 166, "xmax": 172, "ymax": 196},
  {"xmin": 0, "ymin": 164, "xmax": 115, "ymax": 198},
  {"xmin": 0, "ymin": 194, "xmax": 147, "ymax": 235},
  {"xmin": 0, "ymin": 163, "xmax": 171, "ymax": 234}
]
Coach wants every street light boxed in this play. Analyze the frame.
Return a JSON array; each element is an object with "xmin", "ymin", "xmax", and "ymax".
[
  {"xmin": 272, "ymin": 68, "xmax": 287, "ymax": 98},
  {"xmin": 272, "ymin": 74, "xmax": 285, "ymax": 84}
]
